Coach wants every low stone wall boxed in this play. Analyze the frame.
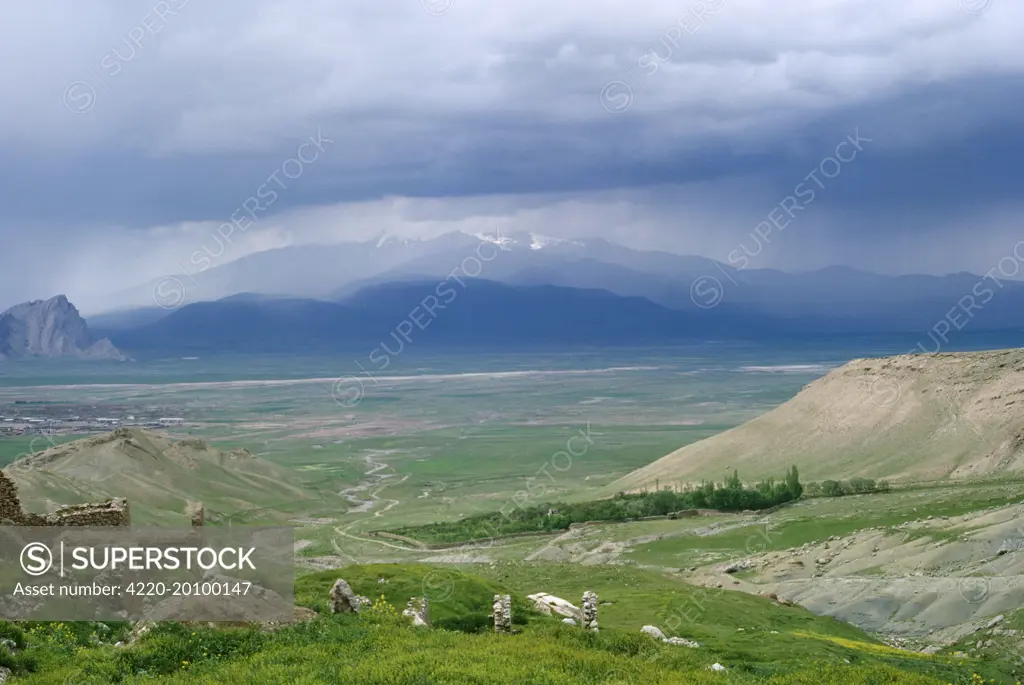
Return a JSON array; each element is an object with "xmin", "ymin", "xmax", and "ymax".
[
  {"xmin": 46, "ymin": 499, "xmax": 130, "ymax": 526},
  {"xmin": 0, "ymin": 469, "xmax": 130, "ymax": 527}
]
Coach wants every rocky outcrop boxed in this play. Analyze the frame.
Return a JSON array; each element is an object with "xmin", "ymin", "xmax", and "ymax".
[
  {"xmin": 0, "ymin": 295, "xmax": 127, "ymax": 361},
  {"xmin": 329, "ymin": 579, "xmax": 361, "ymax": 614}
]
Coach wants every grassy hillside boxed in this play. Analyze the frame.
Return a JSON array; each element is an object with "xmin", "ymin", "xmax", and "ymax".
[
  {"xmin": 295, "ymin": 563, "xmax": 535, "ymax": 632},
  {"xmin": 3, "ymin": 564, "xmax": 1005, "ymax": 684},
  {"xmin": 612, "ymin": 349, "xmax": 1024, "ymax": 492},
  {"xmin": 3, "ymin": 428, "xmax": 336, "ymax": 524}
]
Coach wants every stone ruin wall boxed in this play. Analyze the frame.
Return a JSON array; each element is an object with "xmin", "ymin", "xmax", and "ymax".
[
  {"xmin": 0, "ymin": 469, "xmax": 130, "ymax": 527},
  {"xmin": 0, "ymin": 472, "xmax": 22, "ymax": 522}
]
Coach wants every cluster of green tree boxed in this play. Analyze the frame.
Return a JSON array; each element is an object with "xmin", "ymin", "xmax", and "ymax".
[
  {"xmin": 388, "ymin": 467, "xmax": 803, "ymax": 545},
  {"xmin": 804, "ymin": 478, "xmax": 891, "ymax": 498}
]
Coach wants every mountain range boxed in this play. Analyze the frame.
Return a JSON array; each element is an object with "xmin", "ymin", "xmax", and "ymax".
[
  {"xmin": 5, "ymin": 231, "xmax": 1024, "ymax": 360},
  {"xmin": 95, "ymin": 230, "xmax": 1024, "ymax": 334},
  {"xmin": 103, "ymin": 281, "xmax": 775, "ymax": 356}
]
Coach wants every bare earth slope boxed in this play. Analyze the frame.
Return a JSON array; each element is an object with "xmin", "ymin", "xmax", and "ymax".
[
  {"xmin": 612, "ymin": 348, "xmax": 1024, "ymax": 491},
  {"xmin": 4, "ymin": 428, "xmax": 313, "ymax": 523}
]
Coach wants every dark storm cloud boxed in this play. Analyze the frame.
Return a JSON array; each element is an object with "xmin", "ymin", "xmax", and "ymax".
[
  {"xmin": 7, "ymin": 76, "xmax": 1023, "ymax": 228},
  {"xmin": 0, "ymin": 0, "xmax": 1022, "ymax": 304}
]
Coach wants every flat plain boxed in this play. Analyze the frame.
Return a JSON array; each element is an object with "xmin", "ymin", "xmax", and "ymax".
[{"xmin": 3, "ymin": 340, "xmax": 1024, "ymax": 681}]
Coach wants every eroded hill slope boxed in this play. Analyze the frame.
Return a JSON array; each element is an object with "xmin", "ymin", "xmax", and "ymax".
[
  {"xmin": 613, "ymin": 349, "xmax": 1024, "ymax": 491},
  {"xmin": 4, "ymin": 428, "xmax": 315, "ymax": 523}
]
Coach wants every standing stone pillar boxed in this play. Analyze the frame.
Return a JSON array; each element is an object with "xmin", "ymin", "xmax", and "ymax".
[
  {"xmin": 492, "ymin": 594, "xmax": 512, "ymax": 633},
  {"xmin": 186, "ymin": 501, "xmax": 204, "ymax": 527},
  {"xmin": 582, "ymin": 591, "xmax": 598, "ymax": 632}
]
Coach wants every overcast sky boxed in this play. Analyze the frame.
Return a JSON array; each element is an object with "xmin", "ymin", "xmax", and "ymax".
[{"xmin": 1, "ymin": 0, "xmax": 1022, "ymax": 309}]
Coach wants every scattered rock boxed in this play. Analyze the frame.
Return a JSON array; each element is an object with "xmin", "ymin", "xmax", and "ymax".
[
  {"xmin": 329, "ymin": 579, "xmax": 361, "ymax": 614},
  {"xmin": 127, "ymin": 621, "xmax": 156, "ymax": 645},
  {"xmin": 528, "ymin": 593, "xmax": 581, "ymax": 621},
  {"xmin": 641, "ymin": 625, "xmax": 666, "ymax": 640},
  {"xmin": 710, "ymin": 663, "xmax": 727, "ymax": 672},
  {"xmin": 562, "ymin": 618, "xmax": 577, "ymax": 626},
  {"xmin": 0, "ymin": 667, "xmax": 10, "ymax": 684},
  {"xmin": 664, "ymin": 636, "xmax": 700, "ymax": 648},
  {"xmin": 985, "ymin": 614, "xmax": 1005, "ymax": 629},
  {"xmin": 996, "ymin": 539, "xmax": 1019, "ymax": 556},
  {"xmin": 722, "ymin": 559, "xmax": 755, "ymax": 574},
  {"xmin": 402, "ymin": 597, "xmax": 429, "ymax": 627}
]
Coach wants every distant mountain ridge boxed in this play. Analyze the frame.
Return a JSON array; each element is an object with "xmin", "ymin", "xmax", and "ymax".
[
  {"xmin": 0, "ymin": 295, "xmax": 127, "ymax": 361},
  {"xmin": 107, "ymin": 280, "xmax": 781, "ymax": 356},
  {"xmin": 97, "ymin": 230, "xmax": 1024, "ymax": 339}
]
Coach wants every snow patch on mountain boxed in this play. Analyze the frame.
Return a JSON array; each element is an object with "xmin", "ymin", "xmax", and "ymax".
[
  {"xmin": 528, "ymin": 233, "xmax": 584, "ymax": 251},
  {"xmin": 472, "ymin": 231, "xmax": 516, "ymax": 249}
]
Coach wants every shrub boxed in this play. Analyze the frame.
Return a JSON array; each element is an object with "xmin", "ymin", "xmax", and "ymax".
[
  {"xmin": 433, "ymin": 611, "xmax": 492, "ymax": 634},
  {"xmin": 114, "ymin": 623, "xmax": 265, "ymax": 680},
  {"xmin": 0, "ymin": 621, "xmax": 26, "ymax": 650}
]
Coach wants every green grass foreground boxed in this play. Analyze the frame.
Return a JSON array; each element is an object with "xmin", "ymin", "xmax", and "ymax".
[
  {"xmin": 0, "ymin": 564, "xmax": 1008, "ymax": 684},
  {"xmin": 11, "ymin": 618, "xmax": 980, "ymax": 685}
]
